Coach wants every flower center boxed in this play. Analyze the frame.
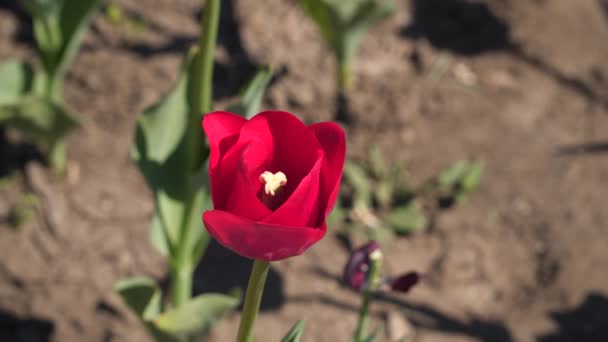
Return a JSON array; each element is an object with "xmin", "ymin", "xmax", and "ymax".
[
  {"xmin": 258, "ymin": 171, "xmax": 287, "ymax": 210},
  {"xmin": 259, "ymin": 171, "xmax": 287, "ymax": 196}
]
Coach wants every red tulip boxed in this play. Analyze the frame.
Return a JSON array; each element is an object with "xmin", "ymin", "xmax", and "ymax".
[{"xmin": 202, "ymin": 111, "xmax": 346, "ymax": 261}]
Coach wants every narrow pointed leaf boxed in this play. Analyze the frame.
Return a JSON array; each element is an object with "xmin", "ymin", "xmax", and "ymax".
[
  {"xmin": 388, "ymin": 201, "xmax": 427, "ymax": 234},
  {"xmin": 0, "ymin": 96, "xmax": 79, "ymax": 144},
  {"xmin": 54, "ymin": 0, "xmax": 100, "ymax": 81},
  {"xmin": 281, "ymin": 320, "xmax": 306, "ymax": 342},
  {"xmin": 115, "ymin": 277, "xmax": 162, "ymax": 321},
  {"xmin": 149, "ymin": 212, "xmax": 171, "ymax": 257},
  {"xmin": 227, "ymin": 65, "xmax": 273, "ymax": 119},
  {"xmin": 153, "ymin": 293, "xmax": 239, "ymax": 339},
  {"xmin": 437, "ymin": 160, "xmax": 469, "ymax": 188},
  {"xmin": 0, "ymin": 60, "xmax": 35, "ymax": 105},
  {"xmin": 132, "ymin": 52, "xmax": 204, "ymax": 248}
]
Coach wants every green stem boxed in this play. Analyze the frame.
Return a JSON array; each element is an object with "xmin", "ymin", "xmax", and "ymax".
[
  {"xmin": 187, "ymin": 0, "xmax": 219, "ymax": 170},
  {"xmin": 236, "ymin": 260, "xmax": 270, "ymax": 342},
  {"xmin": 353, "ymin": 250, "xmax": 382, "ymax": 342},
  {"xmin": 193, "ymin": 0, "xmax": 219, "ymax": 116},
  {"xmin": 338, "ymin": 58, "xmax": 352, "ymax": 94},
  {"xmin": 169, "ymin": 0, "xmax": 220, "ymax": 309},
  {"xmin": 48, "ymin": 139, "xmax": 66, "ymax": 175},
  {"xmin": 170, "ymin": 263, "xmax": 193, "ymax": 308},
  {"xmin": 354, "ymin": 292, "xmax": 372, "ymax": 341}
]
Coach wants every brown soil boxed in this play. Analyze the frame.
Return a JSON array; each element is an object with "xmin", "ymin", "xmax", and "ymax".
[{"xmin": 1, "ymin": 0, "xmax": 608, "ymax": 341}]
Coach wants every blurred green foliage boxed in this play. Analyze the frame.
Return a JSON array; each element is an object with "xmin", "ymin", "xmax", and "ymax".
[
  {"xmin": 331, "ymin": 146, "xmax": 483, "ymax": 242},
  {"xmin": 298, "ymin": 0, "xmax": 394, "ymax": 92},
  {"xmin": 0, "ymin": 0, "xmax": 99, "ymax": 173}
]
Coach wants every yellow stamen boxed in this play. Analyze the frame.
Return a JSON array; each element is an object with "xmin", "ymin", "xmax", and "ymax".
[{"xmin": 259, "ymin": 171, "xmax": 287, "ymax": 196}]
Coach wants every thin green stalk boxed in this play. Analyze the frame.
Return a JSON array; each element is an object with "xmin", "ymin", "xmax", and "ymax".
[
  {"xmin": 236, "ymin": 260, "xmax": 270, "ymax": 342},
  {"xmin": 170, "ymin": 263, "xmax": 193, "ymax": 308},
  {"xmin": 354, "ymin": 292, "xmax": 372, "ymax": 341},
  {"xmin": 170, "ymin": 0, "xmax": 220, "ymax": 309},
  {"xmin": 189, "ymin": 0, "xmax": 220, "ymax": 168},
  {"xmin": 192, "ymin": 0, "xmax": 219, "ymax": 116},
  {"xmin": 338, "ymin": 58, "xmax": 352, "ymax": 94},
  {"xmin": 353, "ymin": 250, "xmax": 382, "ymax": 342},
  {"xmin": 48, "ymin": 139, "xmax": 66, "ymax": 175}
]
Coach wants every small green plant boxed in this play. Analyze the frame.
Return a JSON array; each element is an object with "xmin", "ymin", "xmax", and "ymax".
[
  {"xmin": 298, "ymin": 0, "xmax": 395, "ymax": 93},
  {"xmin": 332, "ymin": 147, "xmax": 483, "ymax": 242},
  {"xmin": 281, "ymin": 320, "xmax": 306, "ymax": 342},
  {"xmin": 8, "ymin": 192, "xmax": 40, "ymax": 228},
  {"xmin": 105, "ymin": 2, "xmax": 147, "ymax": 39},
  {"xmin": 0, "ymin": 0, "xmax": 100, "ymax": 173},
  {"xmin": 115, "ymin": 0, "xmax": 273, "ymax": 340}
]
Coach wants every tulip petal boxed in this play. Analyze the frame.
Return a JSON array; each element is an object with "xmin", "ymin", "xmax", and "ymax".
[
  {"xmin": 202, "ymin": 111, "xmax": 246, "ymax": 171},
  {"xmin": 263, "ymin": 156, "xmax": 322, "ymax": 227},
  {"xmin": 203, "ymin": 210, "xmax": 326, "ymax": 261},
  {"xmin": 309, "ymin": 122, "xmax": 346, "ymax": 223},
  {"xmin": 253, "ymin": 111, "xmax": 323, "ymax": 195},
  {"xmin": 203, "ymin": 111, "xmax": 247, "ymax": 207},
  {"xmin": 220, "ymin": 128, "xmax": 274, "ymax": 220}
]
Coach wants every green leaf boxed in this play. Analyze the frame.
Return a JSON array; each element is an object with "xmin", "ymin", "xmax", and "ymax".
[
  {"xmin": 367, "ymin": 145, "xmax": 387, "ymax": 179},
  {"xmin": 388, "ymin": 201, "xmax": 427, "ymax": 234},
  {"xmin": 153, "ymin": 293, "xmax": 239, "ymax": 339},
  {"xmin": 461, "ymin": 160, "xmax": 483, "ymax": 193},
  {"xmin": 363, "ymin": 324, "xmax": 383, "ymax": 342},
  {"xmin": 0, "ymin": 60, "xmax": 35, "ymax": 105},
  {"xmin": 132, "ymin": 52, "xmax": 208, "ymax": 250},
  {"xmin": 298, "ymin": 0, "xmax": 339, "ymax": 51},
  {"xmin": 227, "ymin": 65, "xmax": 273, "ymax": 119},
  {"xmin": 186, "ymin": 179, "xmax": 212, "ymax": 265},
  {"xmin": 327, "ymin": 201, "xmax": 346, "ymax": 228},
  {"xmin": 342, "ymin": 0, "xmax": 394, "ymax": 62},
  {"xmin": 54, "ymin": 0, "xmax": 100, "ymax": 83},
  {"xmin": 298, "ymin": 0, "xmax": 394, "ymax": 63},
  {"xmin": 437, "ymin": 160, "xmax": 469, "ymax": 188},
  {"xmin": 0, "ymin": 96, "xmax": 79, "ymax": 144},
  {"xmin": 281, "ymin": 320, "xmax": 306, "ymax": 342},
  {"xmin": 149, "ymin": 211, "xmax": 171, "ymax": 257},
  {"xmin": 344, "ymin": 161, "xmax": 372, "ymax": 207},
  {"xmin": 115, "ymin": 277, "xmax": 162, "ymax": 321}
]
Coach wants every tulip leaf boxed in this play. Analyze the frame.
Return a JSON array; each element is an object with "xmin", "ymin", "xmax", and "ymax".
[
  {"xmin": 343, "ymin": 161, "xmax": 372, "ymax": 207},
  {"xmin": 298, "ymin": 0, "xmax": 394, "ymax": 64},
  {"xmin": 149, "ymin": 211, "xmax": 171, "ymax": 257},
  {"xmin": 388, "ymin": 201, "xmax": 427, "ymax": 234},
  {"xmin": 132, "ymin": 51, "xmax": 207, "ymax": 250},
  {"xmin": 186, "ymin": 177, "xmax": 212, "ymax": 265},
  {"xmin": 115, "ymin": 277, "xmax": 162, "ymax": 321},
  {"xmin": 0, "ymin": 96, "xmax": 79, "ymax": 145},
  {"xmin": 435, "ymin": 159, "xmax": 483, "ymax": 204},
  {"xmin": 363, "ymin": 325, "xmax": 383, "ymax": 342},
  {"xmin": 437, "ymin": 160, "xmax": 469, "ymax": 189},
  {"xmin": 22, "ymin": 0, "xmax": 100, "ymax": 85},
  {"xmin": 368, "ymin": 145, "xmax": 387, "ymax": 179},
  {"xmin": 133, "ymin": 62, "xmax": 190, "ymax": 164},
  {"xmin": 152, "ymin": 293, "xmax": 239, "ymax": 339},
  {"xmin": 281, "ymin": 320, "xmax": 306, "ymax": 342},
  {"xmin": 0, "ymin": 60, "xmax": 35, "ymax": 105},
  {"xmin": 227, "ymin": 65, "xmax": 273, "ymax": 119},
  {"xmin": 461, "ymin": 160, "xmax": 483, "ymax": 193},
  {"xmin": 55, "ymin": 0, "xmax": 100, "ymax": 81}
]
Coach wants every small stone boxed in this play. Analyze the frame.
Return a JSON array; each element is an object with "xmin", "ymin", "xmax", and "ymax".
[
  {"xmin": 453, "ymin": 62, "xmax": 478, "ymax": 86},
  {"xmin": 387, "ymin": 310, "xmax": 414, "ymax": 341},
  {"xmin": 486, "ymin": 70, "xmax": 518, "ymax": 89}
]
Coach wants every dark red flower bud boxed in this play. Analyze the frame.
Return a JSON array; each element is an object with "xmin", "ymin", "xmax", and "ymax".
[
  {"xmin": 342, "ymin": 241, "xmax": 380, "ymax": 291},
  {"xmin": 390, "ymin": 272, "xmax": 421, "ymax": 293}
]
